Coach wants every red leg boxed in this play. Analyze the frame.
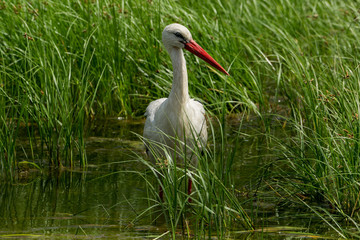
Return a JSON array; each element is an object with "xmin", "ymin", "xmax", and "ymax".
[{"xmin": 188, "ymin": 178, "xmax": 192, "ymax": 203}]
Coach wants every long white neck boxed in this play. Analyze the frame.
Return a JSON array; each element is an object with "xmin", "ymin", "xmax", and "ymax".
[{"xmin": 168, "ymin": 47, "xmax": 189, "ymax": 107}]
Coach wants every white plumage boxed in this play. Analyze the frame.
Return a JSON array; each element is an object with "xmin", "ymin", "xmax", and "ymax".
[{"xmin": 143, "ymin": 23, "xmax": 228, "ymax": 166}]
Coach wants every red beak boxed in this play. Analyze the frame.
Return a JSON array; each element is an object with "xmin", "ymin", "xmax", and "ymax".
[{"xmin": 184, "ymin": 40, "xmax": 229, "ymax": 75}]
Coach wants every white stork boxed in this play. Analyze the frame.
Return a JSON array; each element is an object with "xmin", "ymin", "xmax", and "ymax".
[{"xmin": 143, "ymin": 23, "xmax": 229, "ymax": 198}]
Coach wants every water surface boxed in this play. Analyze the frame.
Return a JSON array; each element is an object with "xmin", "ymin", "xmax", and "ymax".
[{"xmin": 0, "ymin": 118, "xmax": 334, "ymax": 239}]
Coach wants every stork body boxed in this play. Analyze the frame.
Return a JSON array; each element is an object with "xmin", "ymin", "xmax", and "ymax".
[{"xmin": 143, "ymin": 24, "xmax": 228, "ymax": 194}]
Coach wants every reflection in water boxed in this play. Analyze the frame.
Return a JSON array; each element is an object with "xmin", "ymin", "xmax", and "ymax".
[
  {"xmin": 0, "ymin": 119, "xmax": 155, "ymax": 237},
  {"xmin": 0, "ymin": 118, "xmax": 328, "ymax": 238},
  {"xmin": 0, "ymin": 169, "xmax": 151, "ymax": 236}
]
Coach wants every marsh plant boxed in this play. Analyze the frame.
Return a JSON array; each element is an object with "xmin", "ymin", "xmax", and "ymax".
[
  {"xmin": 1, "ymin": 0, "xmax": 360, "ymax": 237},
  {"xmin": 136, "ymin": 115, "xmax": 253, "ymax": 238}
]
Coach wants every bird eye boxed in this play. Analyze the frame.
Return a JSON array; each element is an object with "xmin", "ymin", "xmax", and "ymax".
[{"xmin": 174, "ymin": 32, "xmax": 185, "ymax": 40}]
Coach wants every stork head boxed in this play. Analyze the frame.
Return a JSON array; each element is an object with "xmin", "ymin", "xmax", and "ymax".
[
  {"xmin": 162, "ymin": 23, "xmax": 229, "ymax": 75},
  {"xmin": 162, "ymin": 23, "xmax": 192, "ymax": 49}
]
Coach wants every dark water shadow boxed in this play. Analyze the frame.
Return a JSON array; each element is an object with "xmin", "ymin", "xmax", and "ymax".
[{"xmin": 0, "ymin": 117, "xmax": 337, "ymax": 238}]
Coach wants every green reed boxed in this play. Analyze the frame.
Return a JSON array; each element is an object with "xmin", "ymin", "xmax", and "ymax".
[
  {"xmin": 240, "ymin": 0, "xmax": 360, "ymax": 236},
  {"xmin": 1, "ymin": 0, "xmax": 360, "ymax": 236},
  {"xmin": 136, "ymin": 115, "xmax": 253, "ymax": 239},
  {"xmin": 0, "ymin": 0, "xmax": 260, "ymax": 175}
]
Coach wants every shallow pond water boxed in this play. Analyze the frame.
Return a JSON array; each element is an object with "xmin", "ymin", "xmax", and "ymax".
[{"xmin": 0, "ymin": 118, "xmax": 335, "ymax": 239}]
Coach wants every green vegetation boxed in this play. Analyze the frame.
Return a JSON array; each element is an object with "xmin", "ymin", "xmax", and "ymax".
[
  {"xmin": 135, "ymin": 112, "xmax": 254, "ymax": 238},
  {"xmin": 1, "ymin": 0, "xmax": 360, "ymax": 238}
]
